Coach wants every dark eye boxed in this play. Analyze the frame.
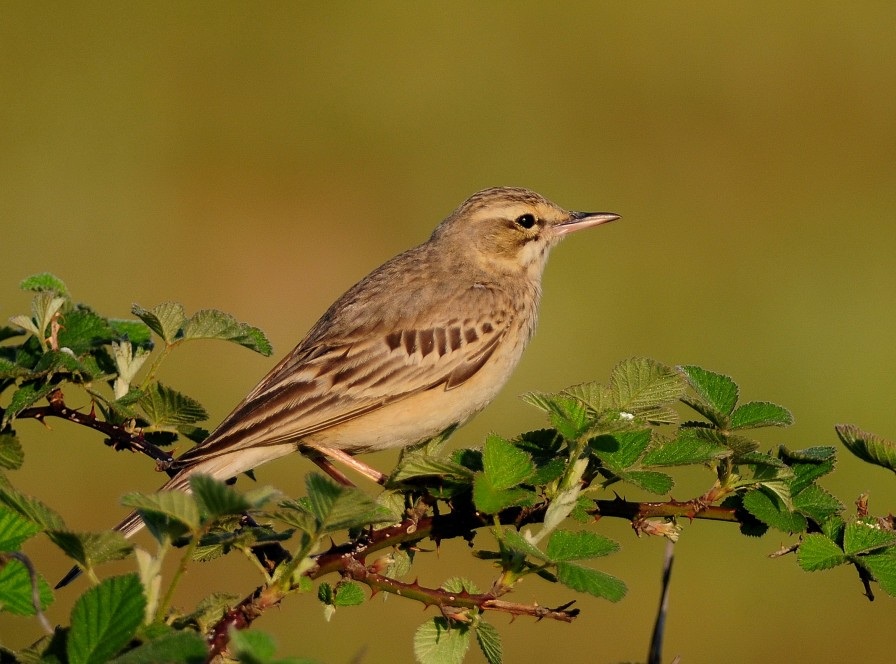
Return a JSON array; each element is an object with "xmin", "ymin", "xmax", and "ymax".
[{"xmin": 515, "ymin": 213, "xmax": 537, "ymax": 229}]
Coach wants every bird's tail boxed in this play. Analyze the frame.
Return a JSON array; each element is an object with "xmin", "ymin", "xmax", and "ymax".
[{"xmin": 55, "ymin": 471, "xmax": 195, "ymax": 588}]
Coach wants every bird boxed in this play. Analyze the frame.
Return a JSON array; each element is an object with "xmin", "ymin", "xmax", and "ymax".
[{"xmin": 57, "ymin": 186, "xmax": 618, "ymax": 586}]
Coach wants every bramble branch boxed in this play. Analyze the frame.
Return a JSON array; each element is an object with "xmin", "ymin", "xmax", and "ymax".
[{"xmin": 17, "ymin": 389, "xmax": 176, "ymax": 471}]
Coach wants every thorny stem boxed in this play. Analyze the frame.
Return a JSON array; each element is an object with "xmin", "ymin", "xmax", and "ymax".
[{"xmin": 17, "ymin": 390, "xmax": 176, "ymax": 472}]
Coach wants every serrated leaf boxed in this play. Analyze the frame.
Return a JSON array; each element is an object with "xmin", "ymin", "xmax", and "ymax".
[
  {"xmin": 4, "ymin": 382, "xmax": 56, "ymax": 422},
  {"xmin": 139, "ymin": 382, "xmax": 208, "ymax": 427},
  {"xmin": 333, "ymin": 581, "xmax": 366, "ymax": 606},
  {"xmin": 47, "ymin": 531, "xmax": 132, "ymax": 570},
  {"xmin": 590, "ymin": 429, "xmax": 652, "ymax": 471},
  {"xmin": 618, "ymin": 470, "xmax": 674, "ymax": 494},
  {"xmin": 609, "ymin": 357, "xmax": 685, "ymax": 413},
  {"xmin": 798, "ymin": 533, "xmax": 847, "ymax": 571},
  {"xmin": 475, "ymin": 620, "xmax": 502, "ymax": 664},
  {"xmin": 730, "ymin": 401, "xmax": 793, "ymax": 429},
  {"xmin": 472, "ymin": 475, "xmax": 535, "ymax": 514},
  {"xmin": 132, "ymin": 302, "xmax": 186, "ymax": 344},
  {"xmin": 0, "ymin": 557, "xmax": 53, "ymax": 615},
  {"xmin": 792, "ymin": 484, "xmax": 843, "ymax": 524},
  {"xmin": 482, "ymin": 435, "xmax": 534, "ymax": 489},
  {"xmin": 843, "ymin": 519, "xmax": 896, "ymax": 556},
  {"xmin": 68, "ymin": 574, "xmax": 146, "ymax": 664},
  {"xmin": 388, "ymin": 453, "xmax": 475, "ymax": 485},
  {"xmin": 501, "ymin": 528, "xmax": 549, "ymax": 562},
  {"xmin": 108, "ymin": 319, "xmax": 154, "ymax": 348},
  {"xmin": 108, "ymin": 630, "xmax": 208, "ymax": 664},
  {"xmin": 0, "ymin": 431, "xmax": 25, "ymax": 470},
  {"xmin": 228, "ymin": 628, "xmax": 278, "ymax": 661},
  {"xmin": 546, "ymin": 529, "xmax": 619, "ymax": 561},
  {"xmin": 441, "ymin": 577, "xmax": 480, "ymax": 594},
  {"xmin": 642, "ymin": 430, "xmax": 731, "ymax": 466},
  {"xmin": 0, "ymin": 356, "xmax": 30, "ymax": 380},
  {"xmin": 305, "ymin": 473, "xmax": 393, "ymax": 533},
  {"xmin": 20, "ymin": 273, "xmax": 68, "ymax": 295},
  {"xmin": 181, "ymin": 309, "xmax": 273, "ymax": 356},
  {"xmin": 555, "ymin": 562, "xmax": 626, "ymax": 601},
  {"xmin": 835, "ymin": 424, "xmax": 896, "ymax": 473},
  {"xmin": 742, "ymin": 487, "xmax": 806, "ymax": 533},
  {"xmin": 857, "ymin": 549, "xmax": 896, "ymax": 597},
  {"xmin": 121, "ymin": 490, "xmax": 201, "ymax": 532},
  {"xmin": 0, "ymin": 506, "xmax": 41, "ymax": 549},
  {"xmin": 189, "ymin": 474, "xmax": 251, "ymax": 521},
  {"xmin": 0, "ymin": 485, "xmax": 65, "ymax": 530},
  {"xmin": 57, "ymin": 308, "xmax": 114, "ymax": 356},
  {"xmin": 170, "ymin": 592, "xmax": 240, "ymax": 633},
  {"xmin": 521, "ymin": 393, "xmax": 589, "ymax": 440},
  {"xmin": 678, "ymin": 365, "xmax": 739, "ymax": 424},
  {"xmin": 414, "ymin": 617, "xmax": 470, "ymax": 664}
]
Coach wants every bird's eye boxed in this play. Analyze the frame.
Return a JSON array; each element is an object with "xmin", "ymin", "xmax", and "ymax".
[{"xmin": 515, "ymin": 213, "xmax": 537, "ymax": 229}]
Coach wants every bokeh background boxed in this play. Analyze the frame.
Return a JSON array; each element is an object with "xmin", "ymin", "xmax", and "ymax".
[{"xmin": 3, "ymin": 3, "xmax": 896, "ymax": 662}]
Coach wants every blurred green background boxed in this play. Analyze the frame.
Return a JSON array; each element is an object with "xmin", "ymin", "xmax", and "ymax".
[{"xmin": 3, "ymin": 3, "xmax": 896, "ymax": 662}]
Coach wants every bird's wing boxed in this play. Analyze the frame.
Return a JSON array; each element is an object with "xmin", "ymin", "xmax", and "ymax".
[{"xmin": 174, "ymin": 283, "xmax": 515, "ymax": 466}]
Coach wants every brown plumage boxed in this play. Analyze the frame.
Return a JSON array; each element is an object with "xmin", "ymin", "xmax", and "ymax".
[{"xmin": 57, "ymin": 186, "xmax": 618, "ymax": 587}]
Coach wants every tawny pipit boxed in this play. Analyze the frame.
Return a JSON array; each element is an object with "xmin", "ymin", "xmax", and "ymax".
[{"xmin": 77, "ymin": 187, "xmax": 618, "ymax": 555}]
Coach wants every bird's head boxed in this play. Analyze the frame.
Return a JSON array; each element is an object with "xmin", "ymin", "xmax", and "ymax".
[{"xmin": 431, "ymin": 187, "xmax": 619, "ymax": 279}]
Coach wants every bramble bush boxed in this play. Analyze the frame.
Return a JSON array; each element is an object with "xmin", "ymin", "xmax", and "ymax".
[{"xmin": 1, "ymin": 274, "xmax": 894, "ymax": 663}]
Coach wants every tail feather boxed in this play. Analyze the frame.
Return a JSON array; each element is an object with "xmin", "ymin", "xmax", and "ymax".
[{"xmin": 55, "ymin": 445, "xmax": 296, "ymax": 588}]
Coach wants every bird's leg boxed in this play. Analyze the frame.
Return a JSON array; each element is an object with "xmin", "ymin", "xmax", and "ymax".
[{"xmin": 302, "ymin": 444, "xmax": 388, "ymax": 486}]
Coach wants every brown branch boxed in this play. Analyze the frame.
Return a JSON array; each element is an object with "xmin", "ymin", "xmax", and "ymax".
[
  {"xmin": 205, "ymin": 492, "xmax": 749, "ymax": 659},
  {"xmin": 16, "ymin": 389, "xmax": 176, "ymax": 472}
]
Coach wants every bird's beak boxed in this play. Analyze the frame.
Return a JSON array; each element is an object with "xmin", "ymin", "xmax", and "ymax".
[{"xmin": 554, "ymin": 211, "xmax": 621, "ymax": 237}]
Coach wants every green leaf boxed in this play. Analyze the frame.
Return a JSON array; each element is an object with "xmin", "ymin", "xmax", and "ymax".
[
  {"xmin": 388, "ymin": 453, "xmax": 475, "ymax": 485},
  {"xmin": 0, "ymin": 485, "xmax": 65, "ymax": 530},
  {"xmin": 590, "ymin": 429, "xmax": 652, "ymax": 471},
  {"xmin": 414, "ymin": 617, "xmax": 470, "ymax": 664},
  {"xmin": 521, "ymin": 393, "xmax": 588, "ymax": 440},
  {"xmin": 618, "ymin": 470, "xmax": 674, "ymax": 494},
  {"xmin": 472, "ymin": 475, "xmax": 535, "ymax": 515},
  {"xmin": 4, "ymin": 382, "xmax": 56, "ymax": 421},
  {"xmin": 729, "ymin": 401, "xmax": 793, "ymax": 429},
  {"xmin": 57, "ymin": 308, "xmax": 114, "ymax": 355},
  {"xmin": 0, "ymin": 506, "xmax": 41, "ymax": 549},
  {"xmin": 0, "ymin": 556, "xmax": 53, "ymax": 615},
  {"xmin": 305, "ymin": 473, "xmax": 393, "ymax": 533},
  {"xmin": 857, "ymin": 549, "xmax": 896, "ymax": 597},
  {"xmin": 742, "ymin": 487, "xmax": 806, "ymax": 533},
  {"xmin": 500, "ymin": 528, "xmax": 549, "ymax": 562},
  {"xmin": 678, "ymin": 365, "xmax": 739, "ymax": 425},
  {"xmin": 108, "ymin": 630, "xmax": 208, "ymax": 664},
  {"xmin": 797, "ymin": 533, "xmax": 847, "ymax": 571},
  {"xmin": 792, "ymin": 484, "xmax": 843, "ymax": 524},
  {"xmin": 189, "ymin": 474, "xmax": 251, "ymax": 521},
  {"xmin": 555, "ymin": 562, "xmax": 626, "ymax": 601},
  {"xmin": 228, "ymin": 629, "xmax": 277, "ymax": 662},
  {"xmin": 20, "ymin": 273, "xmax": 68, "ymax": 295},
  {"xmin": 835, "ymin": 424, "xmax": 896, "ymax": 473},
  {"xmin": 475, "ymin": 620, "xmax": 503, "ymax": 664},
  {"xmin": 481, "ymin": 435, "xmax": 534, "ymax": 489},
  {"xmin": 68, "ymin": 574, "xmax": 146, "ymax": 664},
  {"xmin": 546, "ymin": 530, "xmax": 619, "ymax": 561},
  {"xmin": 333, "ymin": 581, "xmax": 365, "ymax": 606},
  {"xmin": 441, "ymin": 577, "xmax": 480, "ymax": 594},
  {"xmin": 108, "ymin": 319, "xmax": 154, "ymax": 348},
  {"xmin": 609, "ymin": 357, "xmax": 685, "ymax": 415},
  {"xmin": 0, "ymin": 431, "xmax": 25, "ymax": 470},
  {"xmin": 783, "ymin": 447, "xmax": 836, "ymax": 495},
  {"xmin": 843, "ymin": 519, "xmax": 896, "ymax": 556},
  {"xmin": 641, "ymin": 430, "xmax": 730, "ymax": 466},
  {"xmin": 139, "ymin": 382, "xmax": 208, "ymax": 427},
  {"xmin": 132, "ymin": 302, "xmax": 187, "ymax": 344},
  {"xmin": 47, "ymin": 531, "xmax": 132, "ymax": 570},
  {"xmin": 121, "ymin": 490, "xmax": 201, "ymax": 533},
  {"xmin": 181, "ymin": 309, "xmax": 273, "ymax": 356}
]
